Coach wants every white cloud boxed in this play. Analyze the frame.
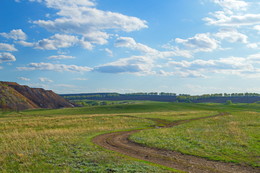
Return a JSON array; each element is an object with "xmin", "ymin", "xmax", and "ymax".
[
  {"xmin": 0, "ymin": 29, "xmax": 27, "ymax": 40},
  {"xmin": 17, "ymin": 62, "xmax": 92, "ymax": 72},
  {"xmin": 104, "ymin": 48, "xmax": 113, "ymax": 57},
  {"xmin": 17, "ymin": 41, "xmax": 34, "ymax": 47},
  {"xmin": 167, "ymin": 53, "xmax": 260, "ymax": 78},
  {"xmin": 17, "ymin": 77, "xmax": 30, "ymax": 81},
  {"xmin": 83, "ymin": 31, "xmax": 110, "ymax": 45},
  {"xmin": 214, "ymin": 29, "xmax": 248, "ymax": 43},
  {"xmin": 247, "ymin": 42, "xmax": 260, "ymax": 49},
  {"xmin": 44, "ymin": 0, "xmax": 95, "ymax": 8},
  {"xmin": 74, "ymin": 78, "xmax": 88, "ymax": 81},
  {"xmin": 34, "ymin": 7, "xmax": 148, "ymax": 33},
  {"xmin": 212, "ymin": 0, "xmax": 248, "ymax": 11},
  {"xmin": 55, "ymin": 84, "xmax": 77, "ymax": 88},
  {"xmin": 115, "ymin": 37, "xmax": 193, "ymax": 58},
  {"xmin": 115, "ymin": 37, "xmax": 157, "ymax": 54},
  {"xmin": 175, "ymin": 33, "xmax": 219, "ymax": 52},
  {"xmin": 157, "ymin": 70, "xmax": 206, "ymax": 78},
  {"xmin": 48, "ymin": 55, "xmax": 75, "ymax": 60},
  {"xmin": 95, "ymin": 37, "xmax": 196, "ymax": 75},
  {"xmin": 26, "ymin": 0, "xmax": 147, "ymax": 49},
  {"xmin": 35, "ymin": 34, "xmax": 79, "ymax": 50},
  {"xmin": 204, "ymin": 13, "xmax": 260, "ymax": 26},
  {"xmin": 39, "ymin": 77, "xmax": 53, "ymax": 82},
  {"xmin": 0, "ymin": 53, "xmax": 16, "ymax": 63},
  {"xmin": 94, "ymin": 56, "xmax": 155, "ymax": 75},
  {"xmin": 19, "ymin": 34, "xmax": 94, "ymax": 50},
  {"xmin": 248, "ymin": 53, "xmax": 260, "ymax": 61},
  {"xmin": 253, "ymin": 25, "xmax": 260, "ymax": 33},
  {"xmin": 0, "ymin": 43, "xmax": 17, "ymax": 51}
]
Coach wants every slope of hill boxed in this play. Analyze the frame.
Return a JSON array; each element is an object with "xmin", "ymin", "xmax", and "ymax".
[{"xmin": 0, "ymin": 81, "xmax": 74, "ymax": 110}]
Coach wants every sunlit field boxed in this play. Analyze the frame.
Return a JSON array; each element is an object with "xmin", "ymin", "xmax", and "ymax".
[
  {"xmin": 131, "ymin": 108, "xmax": 260, "ymax": 167},
  {"xmin": 0, "ymin": 102, "xmax": 259, "ymax": 172}
]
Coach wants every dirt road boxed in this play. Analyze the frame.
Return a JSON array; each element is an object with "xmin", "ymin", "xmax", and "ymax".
[{"xmin": 93, "ymin": 113, "xmax": 259, "ymax": 173}]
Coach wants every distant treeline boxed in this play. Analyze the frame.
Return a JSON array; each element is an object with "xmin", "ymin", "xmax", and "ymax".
[{"xmin": 60, "ymin": 92, "xmax": 260, "ymax": 104}]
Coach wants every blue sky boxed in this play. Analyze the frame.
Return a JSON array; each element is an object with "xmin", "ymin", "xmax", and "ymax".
[{"xmin": 0, "ymin": 0, "xmax": 259, "ymax": 94}]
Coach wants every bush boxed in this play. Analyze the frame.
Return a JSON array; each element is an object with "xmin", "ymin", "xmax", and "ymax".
[{"xmin": 225, "ymin": 100, "xmax": 233, "ymax": 105}]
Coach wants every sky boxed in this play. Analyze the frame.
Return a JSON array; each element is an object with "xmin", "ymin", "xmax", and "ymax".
[{"xmin": 0, "ymin": 0, "xmax": 260, "ymax": 94}]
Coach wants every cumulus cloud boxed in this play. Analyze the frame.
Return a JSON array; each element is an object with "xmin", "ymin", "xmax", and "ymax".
[
  {"xmin": 34, "ymin": 7, "xmax": 148, "ymax": 33},
  {"xmin": 247, "ymin": 42, "xmax": 260, "ymax": 49},
  {"xmin": 115, "ymin": 37, "xmax": 157, "ymax": 54},
  {"xmin": 23, "ymin": 0, "xmax": 147, "ymax": 49},
  {"xmin": 0, "ymin": 43, "xmax": 17, "ymax": 51},
  {"xmin": 115, "ymin": 37, "xmax": 193, "ymax": 58},
  {"xmin": 175, "ymin": 33, "xmax": 219, "ymax": 52},
  {"xmin": 17, "ymin": 62, "xmax": 92, "ymax": 72},
  {"xmin": 83, "ymin": 31, "xmax": 110, "ymax": 45},
  {"xmin": 48, "ymin": 55, "xmax": 75, "ymax": 60},
  {"xmin": 212, "ymin": 0, "xmax": 248, "ymax": 11},
  {"xmin": 39, "ymin": 77, "xmax": 53, "ymax": 82},
  {"xmin": 214, "ymin": 29, "xmax": 248, "ymax": 43},
  {"xmin": 95, "ymin": 38, "xmax": 196, "ymax": 76},
  {"xmin": 253, "ymin": 25, "xmax": 260, "ymax": 33},
  {"xmin": 204, "ymin": 12, "xmax": 260, "ymax": 26},
  {"xmin": 0, "ymin": 53, "xmax": 16, "ymax": 63},
  {"xmin": 35, "ymin": 34, "xmax": 79, "ymax": 50},
  {"xmin": 94, "ymin": 56, "xmax": 155, "ymax": 75},
  {"xmin": 17, "ymin": 41, "xmax": 34, "ymax": 47},
  {"xmin": 18, "ymin": 34, "xmax": 95, "ymax": 50},
  {"xmin": 166, "ymin": 53, "xmax": 260, "ymax": 78},
  {"xmin": 17, "ymin": 77, "xmax": 30, "ymax": 81},
  {"xmin": 0, "ymin": 29, "xmax": 27, "ymax": 40},
  {"xmin": 204, "ymin": 0, "xmax": 260, "ymax": 27}
]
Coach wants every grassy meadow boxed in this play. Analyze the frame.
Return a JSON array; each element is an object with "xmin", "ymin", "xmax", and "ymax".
[
  {"xmin": 0, "ymin": 102, "xmax": 259, "ymax": 172},
  {"xmin": 130, "ymin": 104, "xmax": 260, "ymax": 167}
]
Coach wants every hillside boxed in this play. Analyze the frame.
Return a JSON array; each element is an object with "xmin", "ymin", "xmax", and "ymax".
[{"xmin": 0, "ymin": 81, "xmax": 74, "ymax": 111}]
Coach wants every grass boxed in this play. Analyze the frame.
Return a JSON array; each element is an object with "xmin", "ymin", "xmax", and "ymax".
[
  {"xmin": 130, "ymin": 108, "xmax": 260, "ymax": 167},
  {"xmin": 11, "ymin": 101, "xmax": 259, "ymax": 118},
  {"xmin": 0, "ymin": 102, "xmax": 259, "ymax": 172},
  {"xmin": 0, "ymin": 111, "xmax": 175, "ymax": 172}
]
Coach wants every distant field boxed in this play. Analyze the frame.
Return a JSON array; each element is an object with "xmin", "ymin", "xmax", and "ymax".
[{"xmin": 0, "ymin": 102, "xmax": 259, "ymax": 172}]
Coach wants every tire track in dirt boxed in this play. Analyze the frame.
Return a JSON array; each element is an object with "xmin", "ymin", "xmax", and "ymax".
[{"xmin": 93, "ymin": 113, "xmax": 259, "ymax": 173}]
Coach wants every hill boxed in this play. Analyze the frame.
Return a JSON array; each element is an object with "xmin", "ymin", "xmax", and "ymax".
[{"xmin": 0, "ymin": 81, "xmax": 74, "ymax": 111}]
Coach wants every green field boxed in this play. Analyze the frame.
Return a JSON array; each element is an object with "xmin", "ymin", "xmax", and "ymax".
[
  {"xmin": 130, "ymin": 104, "xmax": 260, "ymax": 167},
  {"xmin": 0, "ymin": 102, "xmax": 259, "ymax": 172}
]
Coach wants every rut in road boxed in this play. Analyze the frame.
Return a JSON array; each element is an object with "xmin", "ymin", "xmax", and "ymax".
[{"xmin": 92, "ymin": 113, "xmax": 259, "ymax": 173}]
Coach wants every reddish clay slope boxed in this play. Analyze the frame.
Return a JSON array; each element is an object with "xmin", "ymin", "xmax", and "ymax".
[
  {"xmin": 0, "ymin": 81, "xmax": 74, "ymax": 110},
  {"xmin": 0, "ymin": 82, "xmax": 38, "ymax": 110}
]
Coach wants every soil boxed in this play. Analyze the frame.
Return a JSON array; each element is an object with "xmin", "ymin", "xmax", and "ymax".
[
  {"xmin": 93, "ymin": 113, "xmax": 259, "ymax": 173},
  {"xmin": 0, "ymin": 81, "xmax": 74, "ymax": 110}
]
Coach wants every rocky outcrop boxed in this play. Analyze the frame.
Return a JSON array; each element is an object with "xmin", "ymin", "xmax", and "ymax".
[{"xmin": 0, "ymin": 81, "xmax": 74, "ymax": 110}]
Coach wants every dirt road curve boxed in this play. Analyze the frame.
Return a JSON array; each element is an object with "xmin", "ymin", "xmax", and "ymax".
[{"xmin": 93, "ymin": 113, "xmax": 259, "ymax": 173}]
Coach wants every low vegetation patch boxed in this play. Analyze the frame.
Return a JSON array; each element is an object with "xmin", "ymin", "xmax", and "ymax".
[
  {"xmin": 0, "ymin": 111, "xmax": 172, "ymax": 172},
  {"xmin": 0, "ymin": 102, "xmax": 259, "ymax": 172},
  {"xmin": 130, "ymin": 110, "xmax": 260, "ymax": 167}
]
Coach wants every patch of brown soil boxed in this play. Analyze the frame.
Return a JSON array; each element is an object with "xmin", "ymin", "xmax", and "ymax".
[
  {"xmin": 93, "ymin": 113, "xmax": 259, "ymax": 173},
  {"xmin": 0, "ymin": 81, "xmax": 74, "ymax": 110}
]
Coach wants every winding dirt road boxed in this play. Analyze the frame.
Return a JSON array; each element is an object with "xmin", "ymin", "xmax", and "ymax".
[{"xmin": 93, "ymin": 113, "xmax": 259, "ymax": 173}]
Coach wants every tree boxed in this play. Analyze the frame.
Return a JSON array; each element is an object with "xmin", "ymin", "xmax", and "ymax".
[{"xmin": 226, "ymin": 100, "xmax": 233, "ymax": 105}]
